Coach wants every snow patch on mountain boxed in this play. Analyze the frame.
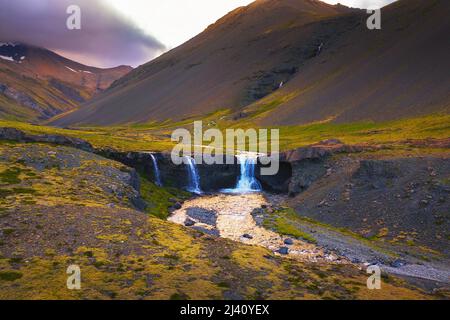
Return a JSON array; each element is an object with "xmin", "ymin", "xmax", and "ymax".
[
  {"xmin": 0, "ymin": 55, "xmax": 14, "ymax": 62},
  {"xmin": 65, "ymin": 66, "xmax": 78, "ymax": 73}
]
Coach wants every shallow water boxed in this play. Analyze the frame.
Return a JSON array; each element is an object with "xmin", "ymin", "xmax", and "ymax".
[{"xmin": 168, "ymin": 193, "xmax": 339, "ymax": 262}]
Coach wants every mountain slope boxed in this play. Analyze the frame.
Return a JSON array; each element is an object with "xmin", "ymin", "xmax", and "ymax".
[
  {"xmin": 51, "ymin": 0, "xmax": 357, "ymax": 125},
  {"xmin": 248, "ymin": 0, "xmax": 450, "ymax": 126},
  {"xmin": 51, "ymin": 0, "xmax": 449, "ymax": 127},
  {"xmin": 0, "ymin": 43, "xmax": 132, "ymax": 121}
]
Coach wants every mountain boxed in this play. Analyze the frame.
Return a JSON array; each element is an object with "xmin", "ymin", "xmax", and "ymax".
[
  {"xmin": 51, "ymin": 0, "xmax": 449, "ymax": 127},
  {"xmin": 0, "ymin": 43, "xmax": 132, "ymax": 121}
]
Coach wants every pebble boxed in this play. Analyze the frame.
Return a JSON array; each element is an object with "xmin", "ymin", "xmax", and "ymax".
[
  {"xmin": 173, "ymin": 202, "xmax": 182, "ymax": 210},
  {"xmin": 391, "ymin": 259, "xmax": 407, "ymax": 268}
]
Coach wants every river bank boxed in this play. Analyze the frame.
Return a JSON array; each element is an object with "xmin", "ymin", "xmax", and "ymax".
[
  {"xmin": 168, "ymin": 193, "xmax": 344, "ymax": 264},
  {"xmin": 168, "ymin": 192, "xmax": 450, "ymax": 291}
]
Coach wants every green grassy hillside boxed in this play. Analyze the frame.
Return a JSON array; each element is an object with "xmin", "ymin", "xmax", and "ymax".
[{"xmin": 1, "ymin": 113, "xmax": 449, "ymax": 154}]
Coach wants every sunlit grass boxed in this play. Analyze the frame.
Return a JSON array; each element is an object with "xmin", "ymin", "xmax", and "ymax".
[
  {"xmin": 276, "ymin": 113, "xmax": 450, "ymax": 150},
  {"xmin": 0, "ymin": 119, "xmax": 176, "ymax": 152},
  {"xmin": 1, "ymin": 113, "xmax": 449, "ymax": 153}
]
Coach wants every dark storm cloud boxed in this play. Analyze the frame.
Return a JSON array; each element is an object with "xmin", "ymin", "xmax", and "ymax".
[{"xmin": 0, "ymin": 0, "xmax": 166, "ymax": 67}]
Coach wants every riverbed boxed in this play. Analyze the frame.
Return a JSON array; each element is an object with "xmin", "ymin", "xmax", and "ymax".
[{"xmin": 168, "ymin": 193, "xmax": 342, "ymax": 263}]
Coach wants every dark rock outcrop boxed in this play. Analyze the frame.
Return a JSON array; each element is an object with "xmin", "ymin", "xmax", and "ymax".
[
  {"xmin": 0, "ymin": 127, "xmax": 93, "ymax": 152},
  {"xmin": 354, "ymin": 160, "xmax": 403, "ymax": 180},
  {"xmin": 287, "ymin": 159, "xmax": 328, "ymax": 197},
  {"xmin": 0, "ymin": 127, "xmax": 27, "ymax": 141},
  {"xmin": 256, "ymin": 160, "xmax": 292, "ymax": 193},
  {"xmin": 197, "ymin": 156, "xmax": 239, "ymax": 191},
  {"xmin": 257, "ymin": 139, "xmax": 378, "ymax": 195},
  {"xmin": 287, "ymin": 156, "xmax": 450, "ymax": 256},
  {"xmin": 184, "ymin": 218, "xmax": 196, "ymax": 227},
  {"xmin": 98, "ymin": 149, "xmax": 240, "ymax": 192}
]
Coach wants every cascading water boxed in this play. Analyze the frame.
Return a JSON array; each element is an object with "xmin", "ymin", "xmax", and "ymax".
[
  {"xmin": 149, "ymin": 153, "xmax": 162, "ymax": 186},
  {"xmin": 184, "ymin": 156, "xmax": 202, "ymax": 194},
  {"xmin": 222, "ymin": 153, "xmax": 262, "ymax": 193},
  {"xmin": 235, "ymin": 154, "xmax": 262, "ymax": 192}
]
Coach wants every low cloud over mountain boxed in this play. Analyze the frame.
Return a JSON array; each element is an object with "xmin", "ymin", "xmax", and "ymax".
[{"xmin": 0, "ymin": 0, "xmax": 165, "ymax": 67}]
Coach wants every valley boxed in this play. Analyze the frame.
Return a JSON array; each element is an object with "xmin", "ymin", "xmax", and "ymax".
[
  {"xmin": 0, "ymin": 137, "xmax": 445, "ymax": 300},
  {"xmin": 0, "ymin": 125, "xmax": 448, "ymax": 299},
  {"xmin": 0, "ymin": 0, "xmax": 449, "ymax": 302}
]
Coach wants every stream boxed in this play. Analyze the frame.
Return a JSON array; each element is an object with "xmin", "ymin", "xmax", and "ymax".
[
  {"xmin": 168, "ymin": 193, "xmax": 342, "ymax": 263},
  {"xmin": 158, "ymin": 153, "xmax": 450, "ymax": 285},
  {"xmin": 166, "ymin": 153, "xmax": 342, "ymax": 263}
]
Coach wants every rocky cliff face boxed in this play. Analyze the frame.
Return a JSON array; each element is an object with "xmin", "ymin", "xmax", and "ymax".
[
  {"xmin": 0, "ymin": 127, "xmax": 240, "ymax": 192},
  {"xmin": 0, "ymin": 127, "xmax": 94, "ymax": 152},
  {"xmin": 285, "ymin": 156, "xmax": 450, "ymax": 255},
  {"xmin": 257, "ymin": 139, "xmax": 381, "ymax": 195},
  {"xmin": 98, "ymin": 149, "xmax": 241, "ymax": 192}
]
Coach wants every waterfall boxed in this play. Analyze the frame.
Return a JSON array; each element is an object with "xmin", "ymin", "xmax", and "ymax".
[
  {"xmin": 184, "ymin": 156, "xmax": 202, "ymax": 194},
  {"xmin": 222, "ymin": 153, "xmax": 262, "ymax": 193},
  {"xmin": 235, "ymin": 154, "xmax": 262, "ymax": 192},
  {"xmin": 149, "ymin": 153, "xmax": 162, "ymax": 186}
]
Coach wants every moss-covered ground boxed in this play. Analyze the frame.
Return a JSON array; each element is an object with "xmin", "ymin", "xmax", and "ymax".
[{"xmin": 0, "ymin": 142, "xmax": 440, "ymax": 299}]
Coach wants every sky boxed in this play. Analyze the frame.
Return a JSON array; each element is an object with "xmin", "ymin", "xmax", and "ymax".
[
  {"xmin": 0, "ymin": 0, "xmax": 396, "ymax": 68},
  {"xmin": 322, "ymin": 0, "xmax": 396, "ymax": 9}
]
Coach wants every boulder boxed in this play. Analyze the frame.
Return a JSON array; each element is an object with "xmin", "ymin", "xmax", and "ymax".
[
  {"xmin": 184, "ymin": 218, "xmax": 196, "ymax": 227},
  {"xmin": 173, "ymin": 202, "xmax": 182, "ymax": 210},
  {"xmin": 390, "ymin": 259, "xmax": 407, "ymax": 268}
]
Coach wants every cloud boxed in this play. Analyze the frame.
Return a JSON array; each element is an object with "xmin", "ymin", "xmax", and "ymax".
[
  {"xmin": 323, "ymin": 0, "xmax": 397, "ymax": 9},
  {"xmin": 0, "ymin": 0, "xmax": 166, "ymax": 67}
]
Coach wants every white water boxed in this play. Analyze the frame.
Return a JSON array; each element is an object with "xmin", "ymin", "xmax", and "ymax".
[
  {"xmin": 149, "ymin": 153, "xmax": 162, "ymax": 186},
  {"xmin": 222, "ymin": 153, "xmax": 262, "ymax": 194},
  {"xmin": 184, "ymin": 156, "xmax": 202, "ymax": 194}
]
